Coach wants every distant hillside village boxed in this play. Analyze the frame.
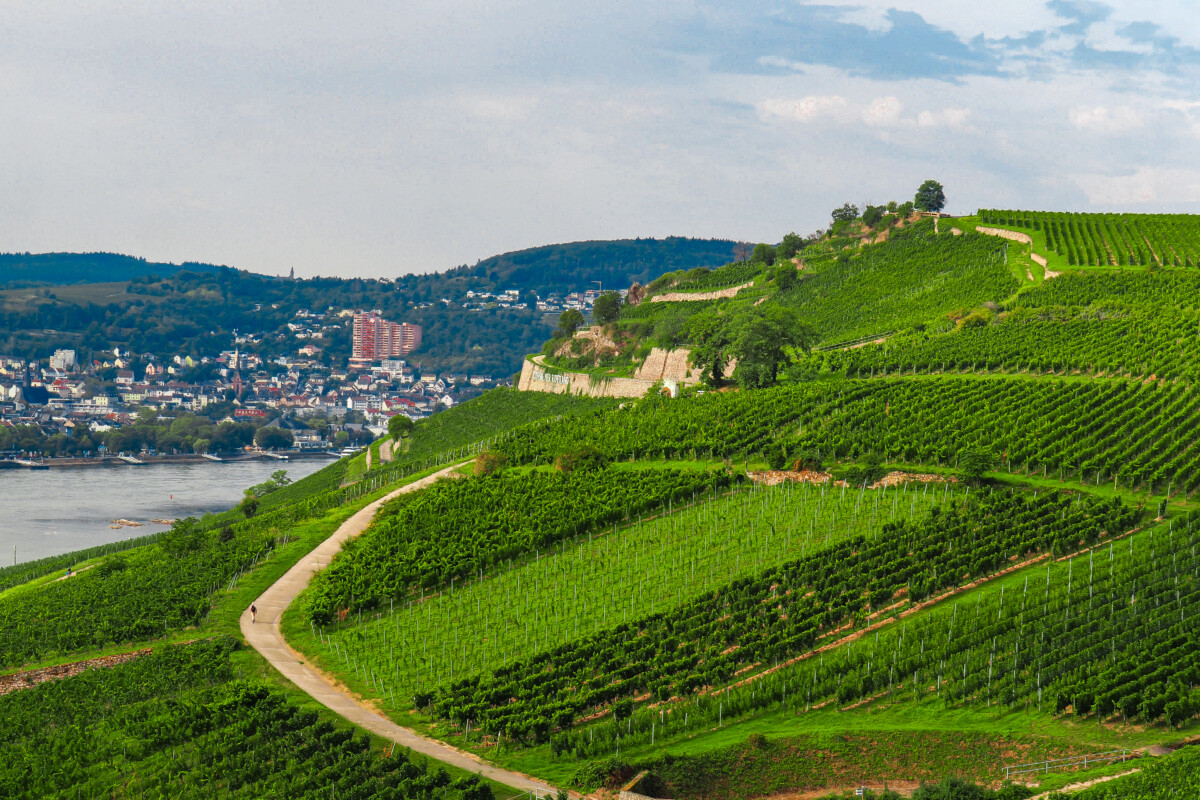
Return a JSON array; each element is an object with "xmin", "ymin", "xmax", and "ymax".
[{"xmin": 0, "ymin": 292, "xmax": 601, "ymax": 458}]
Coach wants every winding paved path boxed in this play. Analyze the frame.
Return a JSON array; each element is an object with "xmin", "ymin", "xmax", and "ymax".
[{"xmin": 241, "ymin": 464, "xmax": 557, "ymax": 796}]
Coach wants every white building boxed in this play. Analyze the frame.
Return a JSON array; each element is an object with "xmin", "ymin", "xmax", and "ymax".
[{"xmin": 49, "ymin": 349, "xmax": 77, "ymax": 371}]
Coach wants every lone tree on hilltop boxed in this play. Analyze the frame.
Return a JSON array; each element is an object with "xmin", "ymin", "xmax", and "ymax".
[{"xmin": 914, "ymin": 179, "xmax": 946, "ymax": 213}]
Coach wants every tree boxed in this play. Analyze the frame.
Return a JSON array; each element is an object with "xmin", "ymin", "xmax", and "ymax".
[
  {"xmin": 729, "ymin": 306, "xmax": 818, "ymax": 389},
  {"xmin": 914, "ymin": 179, "xmax": 946, "ymax": 213},
  {"xmin": 254, "ymin": 426, "xmax": 294, "ymax": 451},
  {"xmin": 958, "ymin": 446, "xmax": 996, "ymax": 484},
  {"xmin": 387, "ymin": 414, "xmax": 415, "ymax": 441},
  {"xmin": 831, "ymin": 203, "xmax": 859, "ymax": 223},
  {"xmin": 558, "ymin": 308, "xmax": 585, "ymax": 337},
  {"xmin": 333, "ymin": 430, "xmax": 350, "ymax": 448},
  {"xmin": 592, "ymin": 292, "xmax": 623, "ymax": 324},
  {"xmin": 246, "ymin": 469, "xmax": 291, "ymax": 498},
  {"xmin": 861, "ymin": 205, "xmax": 885, "ymax": 227},
  {"xmin": 773, "ymin": 263, "xmax": 798, "ymax": 291},
  {"xmin": 241, "ymin": 496, "xmax": 259, "ymax": 518},
  {"xmin": 777, "ymin": 231, "xmax": 804, "ymax": 260},
  {"xmin": 750, "ymin": 243, "xmax": 776, "ymax": 265},
  {"xmin": 685, "ymin": 310, "xmax": 734, "ymax": 385},
  {"xmin": 765, "ymin": 442, "xmax": 788, "ymax": 470}
]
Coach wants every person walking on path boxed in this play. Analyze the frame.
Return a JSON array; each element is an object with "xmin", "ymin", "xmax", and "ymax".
[{"xmin": 250, "ymin": 603, "xmax": 257, "ymax": 623}]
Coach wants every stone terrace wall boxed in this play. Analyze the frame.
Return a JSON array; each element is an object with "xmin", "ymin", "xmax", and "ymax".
[
  {"xmin": 518, "ymin": 349, "xmax": 705, "ymax": 399},
  {"xmin": 977, "ymin": 226, "xmax": 1033, "ymax": 244}
]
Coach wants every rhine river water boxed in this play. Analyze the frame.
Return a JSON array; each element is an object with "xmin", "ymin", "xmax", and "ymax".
[{"xmin": 0, "ymin": 458, "xmax": 331, "ymax": 566}]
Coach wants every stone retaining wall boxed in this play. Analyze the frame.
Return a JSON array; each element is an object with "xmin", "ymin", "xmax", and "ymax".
[
  {"xmin": 518, "ymin": 359, "xmax": 666, "ymax": 398},
  {"xmin": 519, "ymin": 346, "xmax": 709, "ymax": 399}
]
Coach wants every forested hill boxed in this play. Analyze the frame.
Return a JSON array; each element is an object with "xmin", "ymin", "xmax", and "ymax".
[
  {"xmin": 0, "ymin": 238, "xmax": 740, "ymax": 375},
  {"xmin": 446, "ymin": 237, "xmax": 739, "ymax": 296},
  {"xmin": 0, "ymin": 238, "xmax": 738, "ymax": 295},
  {"xmin": 0, "ymin": 252, "xmax": 222, "ymax": 288}
]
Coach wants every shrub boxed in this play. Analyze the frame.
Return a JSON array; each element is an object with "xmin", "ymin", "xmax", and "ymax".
[
  {"xmin": 474, "ymin": 451, "xmax": 508, "ymax": 476},
  {"xmin": 765, "ymin": 442, "xmax": 788, "ymax": 470},
  {"xmin": 554, "ymin": 445, "xmax": 611, "ymax": 473}
]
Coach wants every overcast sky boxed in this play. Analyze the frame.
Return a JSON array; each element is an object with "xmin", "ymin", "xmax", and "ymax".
[{"xmin": 3, "ymin": 1, "xmax": 1199, "ymax": 278}]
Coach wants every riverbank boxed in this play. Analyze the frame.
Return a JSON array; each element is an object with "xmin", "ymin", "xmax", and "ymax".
[{"xmin": 0, "ymin": 450, "xmax": 339, "ymax": 469}]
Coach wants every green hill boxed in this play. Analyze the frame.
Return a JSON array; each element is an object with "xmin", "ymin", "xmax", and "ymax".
[
  {"xmin": 449, "ymin": 237, "xmax": 740, "ymax": 297},
  {"xmin": 0, "ymin": 252, "xmax": 222, "ymax": 288},
  {"xmin": 0, "ymin": 238, "xmax": 740, "ymax": 375},
  {"xmin": 8, "ymin": 208, "xmax": 1200, "ymax": 800}
]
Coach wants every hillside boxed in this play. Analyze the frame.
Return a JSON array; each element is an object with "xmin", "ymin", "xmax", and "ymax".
[
  {"xmin": 450, "ymin": 237, "xmax": 740, "ymax": 297},
  {"xmin": 0, "ymin": 237, "xmax": 738, "ymax": 375},
  {"xmin": 0, "ymin": 251, "xmax": 222, "ymax": 288},
  {"xmin": 5, "ymin": 208, "xmax": 1200, "ymax": 800}
]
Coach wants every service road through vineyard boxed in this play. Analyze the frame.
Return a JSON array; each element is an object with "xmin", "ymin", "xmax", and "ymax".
[
  {"xmin": 241, "ymin": 462, "xmax": 557, "ymax": 796},
  {"xmin": 294, "ymin": 477, "xmax": 961, "ymax": 713}
]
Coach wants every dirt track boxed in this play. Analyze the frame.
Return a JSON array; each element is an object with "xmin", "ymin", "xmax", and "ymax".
[{"xmin": 240, "ymin": 464, "xmax": 558, "ymax": 795}]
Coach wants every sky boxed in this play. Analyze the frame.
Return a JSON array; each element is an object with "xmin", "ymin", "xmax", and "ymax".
[{"xmin": 3, "ymin": 1, "xmax": 1199, "ymax": 279}]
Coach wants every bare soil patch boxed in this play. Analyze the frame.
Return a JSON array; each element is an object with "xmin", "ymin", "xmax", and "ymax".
[{"xmin": 0, "ymin": 648, "xmax": 153, "ymax": 696}]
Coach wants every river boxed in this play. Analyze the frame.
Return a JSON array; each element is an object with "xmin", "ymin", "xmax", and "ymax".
[{"xmin": 0, "ymin": 458, "xmax": 332, "ymax": 565}]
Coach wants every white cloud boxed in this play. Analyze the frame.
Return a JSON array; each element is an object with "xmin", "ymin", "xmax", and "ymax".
[
  {"xmin": 761, "ymin": 94, "xmax": 975, "ymax": 133},
  {"xmin": 861, "ymin": 96, "xmax": 903, "ymax": 126},
  {"xmin": 917, "ymin": 107, "xmax": 971, "ymax": 129},
  {"xmin": 1068, "ymin": 105, "xmax": 1143, "ymax": 132},
  {"xmin": 1162, "ymin": 99, "xmax": 1200, "ymax": 115},
  {"xmin": 758, "ymin": 95, "xmax": 848, "ymax": 122},
  {"xmin": 757, "ymin": 55, "xmax": 806, "ymax": 72},
  {"xmin": 1070, "ymin": 166, "xmax": 1200, "ymax": 204}
]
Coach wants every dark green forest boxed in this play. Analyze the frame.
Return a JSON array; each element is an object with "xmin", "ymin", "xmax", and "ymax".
[{"xmin": 0, "ymin": 252, "xmax": 221, "ymax": 288}]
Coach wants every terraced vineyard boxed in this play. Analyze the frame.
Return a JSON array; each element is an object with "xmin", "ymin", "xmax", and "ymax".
[
  {"xmin": 0, "ymin": 639, "xmax": 493, "ymax": 800},
  {"xmin": 819, "ymin": 309, "xmax": 1200, "ymax": 381},
  {"xmin": 813, "ymin": 267, "xmax": 1200, "ymax": 381},
  {"xmin": 12, "ymin": 206, "xmax": 1200, "ymax": 800},
  {"xmin": 775, "ymin": 222, "xmax": 1021, "ymax": 343},
  {"xmin": 305, "ymin": 466, "xmax": 731, "ymax": 622},
  {"xmin": 304, "ymin": 477, "xmax": 959, "ymax": 707},
  {"xmin": 978, "ymin": 209, "xmax": 1200, "ymax": 267},
  {"xmin": 498, "ymin": 377, "xmax": 1200, "ymax": 494},
  {"xmin": 420, "ymin": 489, "xmax": 1138, "ymax": 750}
]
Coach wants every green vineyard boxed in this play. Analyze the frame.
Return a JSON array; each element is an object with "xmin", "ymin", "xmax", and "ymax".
[
  {"xmin": 420, "ymin": 489, "xmax": 1139, "ymax": 749},
  {"xmin": 498, "ymin": 377, "xmax": 1200, "ymax": 494},
  {"xmin": 307, "ymin": 478, "xmax": 960, "ymax": 707},
  {"xmin": 304, "ymin": 466, "xmax": 731, "ymax": 623},
  {"xmin": 978, "ymin": 209, "xmax": 1200, "ymax": 267},
  {"xmin": 0, "ymin": 639, "xmax": 492, "ymax": 800},
  {"xmin": 775, "ymin": 223, "xmax": 1021, "ymax": 343},
  {"xmin": 12, "ymin": 203, "xmax": 1200, "ymax": 800}
]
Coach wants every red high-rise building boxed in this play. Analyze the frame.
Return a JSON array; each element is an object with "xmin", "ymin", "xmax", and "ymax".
[{"xmin": 351, "ymin": 312, "xmax": 422, "ymax": 368}]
